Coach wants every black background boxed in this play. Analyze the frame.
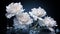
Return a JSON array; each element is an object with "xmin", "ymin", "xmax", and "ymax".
[{"xmin": 0, "ymin": 0, "xmax": 60, "ymax": 34}]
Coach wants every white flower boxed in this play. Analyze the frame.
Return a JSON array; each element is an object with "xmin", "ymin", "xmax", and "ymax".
[
  {"xmin": 6, "ymin": 2, "xmax": 25, "ymax": 18},
  {"xmin": 16, "ymin": 12, "xmax": 33, "ymax": 25},
  {"xmin": 43, "ymin": 17, "xmax": 57, "ymax": 27},
  {"xmin": 13, "ymin": 18, "xmax": 28, "ymax": 29},
  {"xmin": 29, "ymin": 12, "xmax": 45, "ymax": 26},
  {"xmin": 31, "ymin": 7, "xmax": 46, "ymax": 17},
  {"xmin": 29, "ymin": 7, "xmax": 46, "ymax": 20},
  {"xmin": 6, "ymin": 2, "xmax": 24, "ymax": 14}
]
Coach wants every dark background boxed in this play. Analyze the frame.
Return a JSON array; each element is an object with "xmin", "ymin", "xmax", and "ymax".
[{"xmin": 0, "ymin": 0, "xmax": 60, "ymax": 34}]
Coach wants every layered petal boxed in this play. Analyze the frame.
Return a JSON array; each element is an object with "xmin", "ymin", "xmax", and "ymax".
[
  {"xmin": 6, "ymin": 2, "xmax": 24, "ymax": 13},
  {"xmin": 31, "ymin": 7, "xmax": 46, "ymax": 17},
  {"xmin": 43, "ymin": 17, "xmax": 57, "ymax": 27},
  {"xmin": 16, "ymin": 12, "xmax": 33, "ymax": 25}
]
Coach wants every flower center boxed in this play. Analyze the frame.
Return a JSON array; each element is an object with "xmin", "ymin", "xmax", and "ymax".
[{"xmin": 19, "ymin": 15, "xmax": 29, "ymax": 24}]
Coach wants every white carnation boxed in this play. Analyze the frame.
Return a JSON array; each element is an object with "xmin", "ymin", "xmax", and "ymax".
[
  {"xmin": 5, "ymin": 2, "xmax": 25, "ymax": 18},
  {"xmin": 6, "ymin": 2, "xmax": 24, "ymax": 14},
  {"xmin": 43, "ymin": 17, "xmax": 57, "ymax": 27},
  {"xmin": 16, "ymin": 12, "xmax": 33, "ymax": 25},
  {"xmin": 13, "ymin": 18, "xmax": 28, "ymax": 29},
  {"xmin": 29, "ymin": 7, "xmax": 46, "ymax": 20},
  {"xmin": 31, "ymin": 7, "xmax": 46, "ymax": 17}
]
